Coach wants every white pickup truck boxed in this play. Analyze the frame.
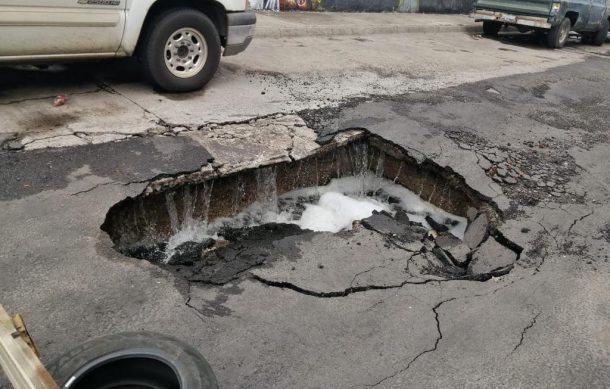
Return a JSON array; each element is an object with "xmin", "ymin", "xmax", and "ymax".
[{"xmin": 0, "ymin": 0, "xmax": 256, "ymax": 92}]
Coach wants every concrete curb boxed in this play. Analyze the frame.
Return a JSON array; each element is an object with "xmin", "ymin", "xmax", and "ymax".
[{"xmin": 255, "ymin": 23, "xmax": 482, "ymax": 39}]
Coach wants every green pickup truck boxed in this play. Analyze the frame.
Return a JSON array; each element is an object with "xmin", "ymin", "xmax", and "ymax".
[{"xmin": 472, "ymin": 0, "xmax": 610, "ymax": 48}]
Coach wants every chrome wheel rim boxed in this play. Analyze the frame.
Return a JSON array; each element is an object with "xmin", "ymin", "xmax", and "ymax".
[{"xmin": 164, "ymin": 27, "xmax": 208, "ymax": 78}]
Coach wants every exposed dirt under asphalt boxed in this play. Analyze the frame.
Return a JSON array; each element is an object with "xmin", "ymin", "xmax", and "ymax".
[{"xmin": 1, "ymin": 50, "xmax": 610, "ymax": 388}]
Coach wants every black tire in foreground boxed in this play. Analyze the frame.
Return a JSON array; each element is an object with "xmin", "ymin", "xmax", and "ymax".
[
  {"xmin": 47, "ymin": 332, "xmax": 218, "ymax": 389},
  {"xmin": 483, "ymin": 21, "xmax": 502, "ymax": 36},
  {"xmin": 591, "ymin": 19, "xmax": 610, "ymax": 46},
  {"xmin": 141, "ymin": 8, "xmax": 221, "ymax": 93},
  {"xmin": 547, "ymin": 18, "xmax": 571, "ymax": 48}
]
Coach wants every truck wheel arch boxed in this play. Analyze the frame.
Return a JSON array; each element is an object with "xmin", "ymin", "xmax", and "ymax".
[
  {"xmin": 564, "ymin": 11, "xmax": 578, "ymax": 27},
  {"xmin": 135, "ymin": 0, "xmax": 228, "ymax": 55}
]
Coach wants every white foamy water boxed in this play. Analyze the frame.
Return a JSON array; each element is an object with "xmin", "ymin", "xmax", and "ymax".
[
  {"xmin": 163, "ymin": 173, "xmax": 467, "ymax": 263},
  {"xmin": 297, "ymin": 192, "xmax": 389, "ymax": 233}
]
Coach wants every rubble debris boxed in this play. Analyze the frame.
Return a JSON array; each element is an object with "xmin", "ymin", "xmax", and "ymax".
[
  {"xmin": 394, "ymin": 210, "xmax": 411, "ymax": 224},
  {"xmin": 446, "ymin": 243, "xmax": 470, "ymax": 265},
  {"xmin": 167, "ymin": 238, "xmax": 215, "ymax": 265},
  {"xmin": 425, "ymin": 215, "xmax": 449, "ymax": 233},
  {"xmin": 468, "ymin": 237, "xmax": 517, "ymax": 278},
  {"xmin": 463, "ymin": 214, "xmax": 490, "ymax": 249},
  {"xmin": 435, "ymin": 233, "xmax": 462, "ymax": 250},
  {"xmin": 125, "ymin": 242, "xmax": 167, "ymax": 262},
  {"xmin": 466, "ymin": 207, "xmax": 479, "ymax": 222},
  {"xmin": 176, "ymin": 224, "xmax": 308, "ymax": 285},
  {"xmin": 361, "ymin": 211, "xmax": 427, "ymax": 240},
  {"xmin": 432, "ymin": 246, "xmax": 455, "ymax": 267}
]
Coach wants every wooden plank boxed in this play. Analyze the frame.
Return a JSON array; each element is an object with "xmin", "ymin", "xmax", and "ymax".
[{"xmin": 0, "ymin": 305, "xmax": 59, "ymax": 389}]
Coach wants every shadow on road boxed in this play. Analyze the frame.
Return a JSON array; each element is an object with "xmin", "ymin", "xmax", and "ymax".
[
  {"xmin": 493, "ymin": 29, "xmax": 582, "ymax": 49},
  {"xmin": 0, "ymin": 58, "xmax": 145, "ymax": 93}
]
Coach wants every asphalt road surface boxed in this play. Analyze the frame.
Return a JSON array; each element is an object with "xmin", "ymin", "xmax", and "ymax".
[{"xmin": 1, "ymin": 31, "xmax": 609, "ymax": 388}]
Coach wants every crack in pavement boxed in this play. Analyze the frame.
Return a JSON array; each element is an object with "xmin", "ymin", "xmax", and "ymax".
[
  {"xmin": 510, "ymin": 312, "xmax": 541, "ymax": 355},
  {"xmin": 535, "ymin": 220, "xmax": 560, "ymax": 250},
  {"xmin": 0, "ymin": 88, "xmax": 102, "ymax": 106},
  {"xmin": 366, "ymin": 298, "xmax": 457, "ymax": 388},
  {"xmin": 349, "ymin": 265, "xmax": 389, "ymax": 288},
  {"xmin": 69, "ymin": 180, "xmax": 147, "ymax": 196},
  {"xmin": 70, "ymin": 181, "xmax": 120, "ymax": 196},
  {"xmin": 184, "ymin": 280, "xmax": 209, "ymax": 324},
  {"xmin": 3, "ymin": 131, "xmax": 78, "ymax": 150},
  {"xmin": 250, "ymin": 273, "xmax": 440, "ymax": 299},
  {"xmin": 567, "ymin": 209, "xmax": 594, "ymax": 235},
  {"xmin": 94, "ymin": 80, "xmax": 163, "ymax": 122},
  {"xmin": 356, "ymin": 276, "xmax": 529, "ymax": 388}
]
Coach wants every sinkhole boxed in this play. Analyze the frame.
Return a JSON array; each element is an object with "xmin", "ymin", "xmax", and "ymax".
[{"xmin": 102, "ymin": 134, "xmax": 521, "ymax": 285}]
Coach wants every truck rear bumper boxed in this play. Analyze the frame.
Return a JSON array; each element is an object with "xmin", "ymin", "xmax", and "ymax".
[
  {"xmin": 224, "ymin": 11, "xmax": 256, "ymax": 57},
  {"xmin": 471, "ymin": 10, "xmax": 552, "ymax": 29}
]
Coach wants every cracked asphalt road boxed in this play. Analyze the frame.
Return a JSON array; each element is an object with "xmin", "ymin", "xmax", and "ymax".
[
  {"xmin": 1, "ymin": 32, "xmax": 610, "ymax": 388},
  {"xmin": 0, "ymin": 31, "xmax": 599, "ymax": 151}
]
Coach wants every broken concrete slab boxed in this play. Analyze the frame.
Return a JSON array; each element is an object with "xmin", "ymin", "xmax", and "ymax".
[
  {"xmin": 250, "ymin": 226, "xmax": 421, "ymax": 294},
  {"xmin": 447, "ymin": 243, "xmax": 471, "ymax": 266},
  {"xmin": 24, "ymin": 134, "xmax": 88, "ymax": 150},
  {"xmin": 464, "ymin": 213, "xmax": 490, "ymax": 249},
  {"xmin": 361, "ymin": 211, "xmax": 427, "ymax": 241},
  {"xmin": 432, "ymin": 246, "xmax": 455, "ymax": 267},
  {"xmin": 77, "ymin": 133, "xmax": 130, "ymax": 145},
  {"xmin": 468, "ymin": 237, "xmax": 518, "ymax": 278},
  {"xmin": 435, "ymin": 233, "xmax": 462, "ymax": 250},
  {"xmin": 467, "ymin": 206, "xmax": 479, "ymax": 222},
  {"xmin": 184, "ymin": 115, "xmax": 319, "ymax": 174}
]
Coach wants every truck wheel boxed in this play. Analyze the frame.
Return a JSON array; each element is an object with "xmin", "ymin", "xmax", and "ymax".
[
  {"xmin": 141, "ymin": 8, "xmax": 221, "ymax": 93},
  {"xmin": 591, "ymin": 19, "xmax": 609, "ymax": 46},
  {"xmin": 483, "ymin": 21, "xmax": 502, "ymax": 36},
  {"xmin": 47, "ymin": 332, "xmax": 218, "ymax": 389},
  {"xmin": 547, "ymin": 18, "xmax": 571, "ymax": 48}
]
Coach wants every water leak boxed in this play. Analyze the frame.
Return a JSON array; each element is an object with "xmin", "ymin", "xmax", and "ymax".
[
  {"xmin": 163, "ymin": 173, "xmax": 467, "ymax": 263},
  {"xmin": 101, "ymin": 134, "xmax": 514, "ymax": 281}
]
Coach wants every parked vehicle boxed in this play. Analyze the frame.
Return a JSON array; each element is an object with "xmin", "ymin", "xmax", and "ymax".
[
  {"xmin": 0, "ymin": 1, "xmax": 256, "ymax": 92},
  {"xmin": 471, "ymin": 0, "xmax": 610, "ymax": 48}
]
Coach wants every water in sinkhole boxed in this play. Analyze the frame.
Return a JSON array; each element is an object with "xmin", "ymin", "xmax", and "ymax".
[{"xmin": 161, "ymin": 171, "xmax": 467, "ymax": 264}]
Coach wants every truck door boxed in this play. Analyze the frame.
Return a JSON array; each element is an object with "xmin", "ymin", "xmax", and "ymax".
[
  {"xmin": 587, "ymin": 0, "xmax": 606, "ymax": 28},
  {"xmin": 0, "ymin": 0, "xmax": 126, "ymax": 58}
]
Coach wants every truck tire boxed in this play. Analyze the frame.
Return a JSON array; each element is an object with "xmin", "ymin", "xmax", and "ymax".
[
  {"xmin": 141, "ymin": 8, "xmax": 221, "ymax": 93},
  {"xmin": 591, "ymin": 19, "xmax": 609, "ymax": 46},
  {"xmin": 483, "ymin": 21, "xmax": 502, "ymax": 36},
  {"xmin": 47, "ymin": 332, "xmax": 218, "ymax": 389},
  {"xmin": 547, "ymin": 18, "xmax": 571, "ymax": 48}
]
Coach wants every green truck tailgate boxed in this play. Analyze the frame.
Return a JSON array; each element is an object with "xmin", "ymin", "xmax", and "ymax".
[{"xmin": 475, "ymin": 0, "xmax": 552, "ymax": 16}]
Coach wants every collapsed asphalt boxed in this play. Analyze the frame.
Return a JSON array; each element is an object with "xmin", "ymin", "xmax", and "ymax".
[{"xmin": 1, "ymin": 58, "xmax": 609, "ymax": 388}]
